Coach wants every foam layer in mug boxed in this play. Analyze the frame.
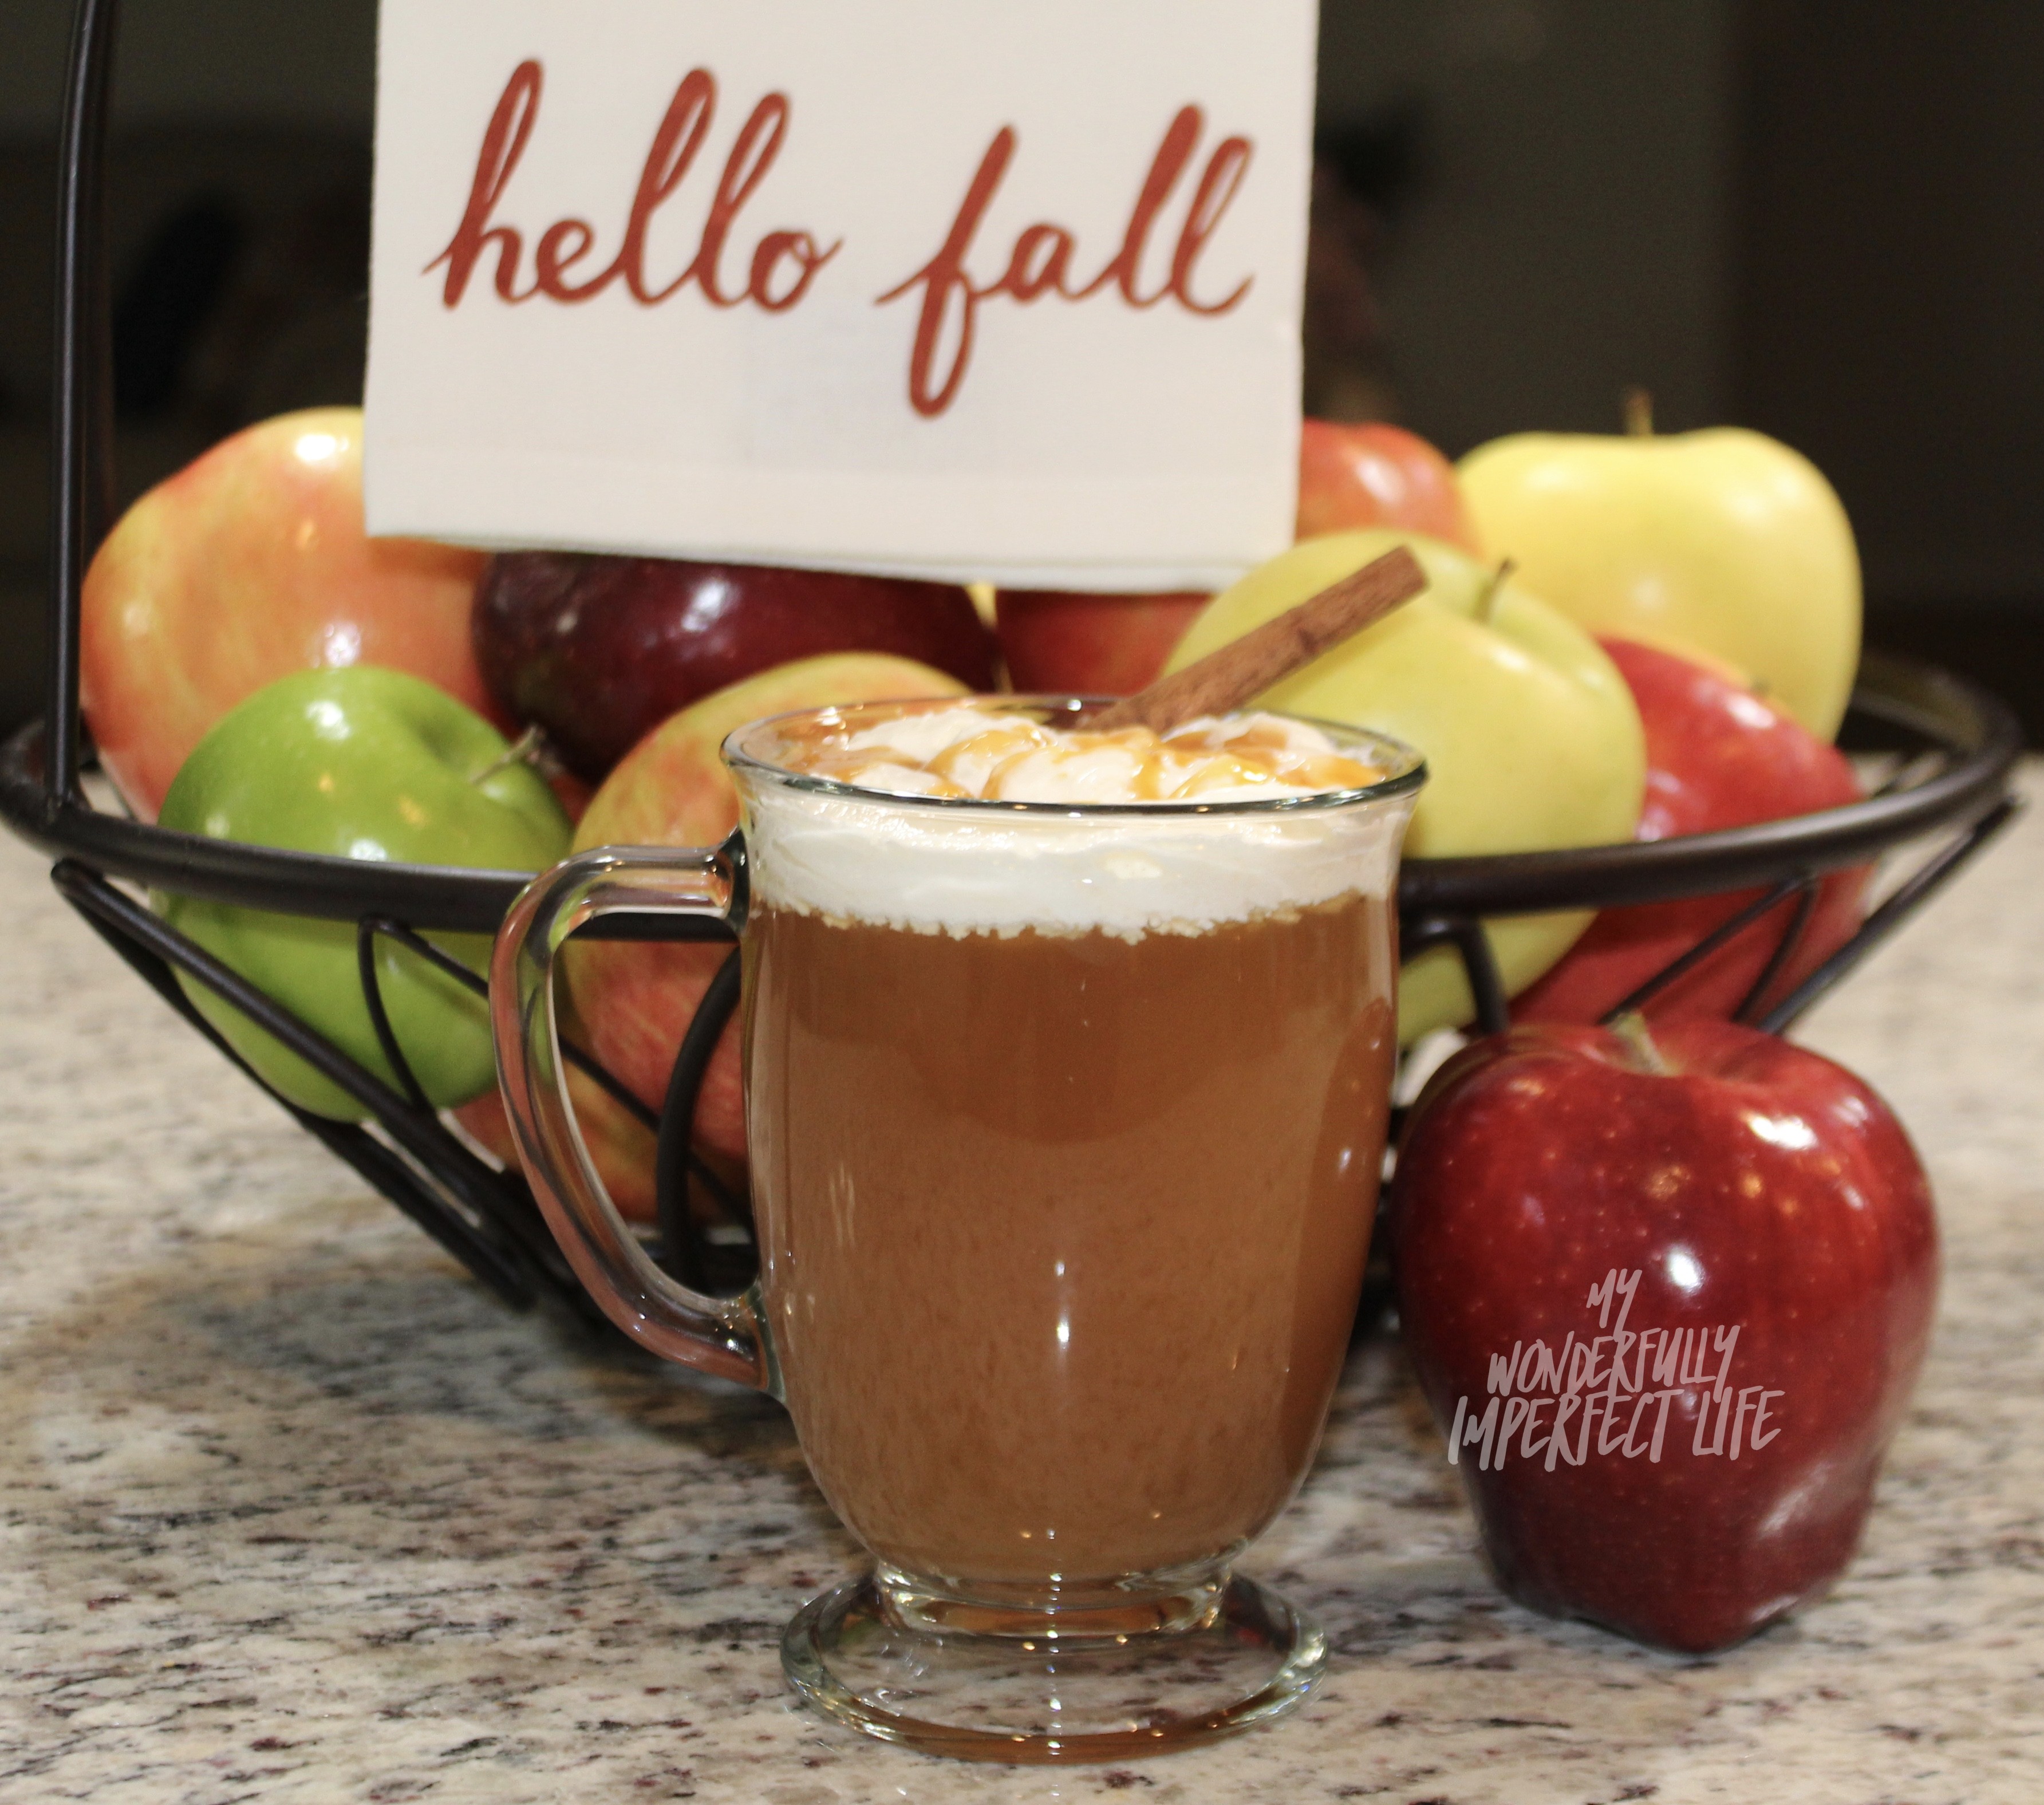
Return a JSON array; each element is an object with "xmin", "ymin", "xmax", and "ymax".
[
  {"xmin": 735, "ymin": 703, "xmax": 1416, "ymax": 940},
  {"xmin": 764, "ymin": 703, "xmax": 1383, "ymax": 805}
]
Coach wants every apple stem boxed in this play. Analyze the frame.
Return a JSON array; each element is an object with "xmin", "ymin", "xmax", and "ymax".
[
  {"xmin": 1623, "ymin": 387, "xmax": 1655, "ymax": 436},
  {"xmin": 472, "ymin": 723, "xmax": 545, "ymax": 786},
  {"xmin": 1475, "ymin": 557, "xmax": 1516, "ymax": 627},
  {"xmin": 1610, "ymin": 1010, "xmax": 1673, "ymax": 1075}
]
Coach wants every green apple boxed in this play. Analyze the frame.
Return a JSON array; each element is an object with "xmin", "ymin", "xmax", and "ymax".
[
  {"xmin": 155, "ymin": 665, "xmax": 573, "ymax": 1119},
  {"xmin": 1165, "ymin": 530, "xmax": 1646, "ymax": 1041},
  {"xmin": 1458, "ymin": 426, "xmax": 1860, "ymax": 740}
]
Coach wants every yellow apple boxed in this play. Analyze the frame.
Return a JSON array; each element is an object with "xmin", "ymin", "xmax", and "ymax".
[
  {"xmin": 1458, "ymin": 427, "xmax": 1860, "ymax": 740},
  {"xmin": 1165, "ymin": 530, "xmax": 1646, "ymax": 1041}
]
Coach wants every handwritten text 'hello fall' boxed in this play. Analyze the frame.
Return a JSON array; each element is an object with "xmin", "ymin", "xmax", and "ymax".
[{"xmin": 429, "ymin": 62, "xmax": 1255, "ymax": 419}]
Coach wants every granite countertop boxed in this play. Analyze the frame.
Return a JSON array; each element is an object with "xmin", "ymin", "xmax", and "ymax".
[{"xmin": 3, "ymin": 769, "xmax": 2042, "ymax": 1805}]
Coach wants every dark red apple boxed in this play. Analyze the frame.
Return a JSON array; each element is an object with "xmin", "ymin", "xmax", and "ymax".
[
  {"xmin": 1513, "ymin": 638, "xmax": 1868, "ymax": 1026},
  {"xmin": 1388, "ymin": 1018, "xmax": 1938, "ymax": 1653},
  {"xmin": 993, "ymin": 589, "xmax": 1208, "ymax": 697},
  {"xmin": 1296, "ymin": 418, "xmax": 1479, "ymax": 551},
  {"xmin": 474, "ymin": 554, "xmax": 997, "ymax": 781}
]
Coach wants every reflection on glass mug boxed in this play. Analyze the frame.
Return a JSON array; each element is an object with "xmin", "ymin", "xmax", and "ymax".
[{"xmin": 492, "ymin": 698, "xmax": 1423, "ymax": 1763}]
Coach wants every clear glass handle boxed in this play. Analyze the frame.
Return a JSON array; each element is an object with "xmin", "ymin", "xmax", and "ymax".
[{"xmin": 491, "ymin": 841, "xmax": 771, "ymax": 1391}]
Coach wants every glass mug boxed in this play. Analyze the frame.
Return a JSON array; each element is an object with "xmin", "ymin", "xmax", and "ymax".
[{"xmin": 492, "ymin": 698, "xmax": 1423, "ymax": 1763}]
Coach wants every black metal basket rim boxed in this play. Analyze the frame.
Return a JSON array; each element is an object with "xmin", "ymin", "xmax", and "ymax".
[{"xmin": 1, "ymin": 647, "xmax": 2021, "ymax": 933}]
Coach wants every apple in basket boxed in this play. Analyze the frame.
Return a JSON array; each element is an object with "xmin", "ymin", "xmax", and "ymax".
[
  {"xmin": 1459, "ymin": 411, "xmax": 1861, "ymax": 741},
  {"xmin": 82, "ymin": 407, "xmax": 496, "ymax": 821},
  {"xmin": 1161, "ymin": 529, "xmax": 1647, "ymax": 1042},
  {"xmin": 1513, "ymin": 637, "xmax": 1868, "ymax": 1027},
  {"xmin": 154, "ymin": 666, "xmax": 571, "ymax": 1119},
  {"xmin": 472, "ymin": 553, "xmax": 996, "ymax": 783}
]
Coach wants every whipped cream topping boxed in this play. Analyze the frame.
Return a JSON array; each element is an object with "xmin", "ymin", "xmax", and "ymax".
[
  {"xmin": 766, "ymin": 702, "xmax": 1386, "ymax": 805},
  {"xmin": 732, "ymin": 701, "xmax": 1418, "ymax": 940}
]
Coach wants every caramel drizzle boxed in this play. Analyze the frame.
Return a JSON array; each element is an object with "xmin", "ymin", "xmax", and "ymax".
[{"xmin": 784, "ymin": 712, "xmax": 1383, "ymax": 803}]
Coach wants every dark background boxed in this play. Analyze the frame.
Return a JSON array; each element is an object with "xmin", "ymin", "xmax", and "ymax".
[{"xmin": 0, "ymin": 0, "xmax": 2038, "ymax": 736}]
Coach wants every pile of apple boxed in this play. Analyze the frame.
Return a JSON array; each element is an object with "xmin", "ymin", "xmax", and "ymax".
[
  {"xmin": 80, "ymin": 408, "xmax": 992, "ymax": 1217},
  {"xmin": 85, "ymin": 403, "xmax": 1936, "ymax": 1657},
  {"xmin": 82, "ymin": 402, "xmax": 1878, "ymax": 1206}
]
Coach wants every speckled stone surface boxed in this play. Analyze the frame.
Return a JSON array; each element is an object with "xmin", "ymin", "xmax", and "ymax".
[{"xmin": 3, "ymin": 768, "xmax": 2041, "ymax": 1804}]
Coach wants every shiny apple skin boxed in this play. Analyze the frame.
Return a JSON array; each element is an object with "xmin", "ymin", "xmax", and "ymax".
[
  {"xmin": 1296, "ymin": 419, "xmax": 1480, "ymax": 551},
  {"xmin": 993, "ymin": 589, "xmax": 1207, "ymax": 697},
  {"xmin": 1388, "ymin": 1019, "xmax": 1938, "ymax": 1653},
  {"xmin": 1458, "ymin": 426, "xmax": 1861, "ymax": 740},
  {"xmin": 81, "ymin": 407, "xmax": 492, "ymax": 821},
  {"xmin": 1166, "ymin": 528, "xmax": 1647, "ymax": 1042},
  {"xmin": 1514, "ymin": 638, "xmax": 1868, "ymax": 1026},
  {"xmin": 473, "ymin": 553, "xmax": 997, "ymax": 781}
]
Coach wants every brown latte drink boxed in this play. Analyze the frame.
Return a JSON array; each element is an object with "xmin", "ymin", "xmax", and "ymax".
[
  {"xmin": 735, "ymin": 702, "xmax": 1412, "ymax": 1599},
  {"xmin": 747, "ymin": 894, "xmax": 1394, "ymax": 1585}
]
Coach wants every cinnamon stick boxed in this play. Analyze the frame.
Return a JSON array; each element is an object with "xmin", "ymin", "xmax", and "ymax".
[{"xmin": 1089, "ymin": 546, "xmax": 1427, "ymax": 736}]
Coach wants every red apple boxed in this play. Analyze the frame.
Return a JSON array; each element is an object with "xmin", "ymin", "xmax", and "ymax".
[
  {"xmin": 993, "ymin": 589, "xmax": 1208, "ymax": 697},
  {"xmin": 565, "ymin": 652, "xmax": 970, "ymax": 1166},
  {"xmin": 81, "ymin": 407, "xmax": 493, "ymax": 821},
  {"xmin": 473, "ymin": 553, "xmax": 997, "ymax": 782},
  {"xmin": 1513, "ymin": 638, "xmax": 1868, "ymax": 1026},
  {"xmin": 1297, "ymin": 418, "xmax": 1479, "ymax": 551},
  {"xmin": 1388, "ymin": 1018, "xmax": 1938, "ymax": 1653}
]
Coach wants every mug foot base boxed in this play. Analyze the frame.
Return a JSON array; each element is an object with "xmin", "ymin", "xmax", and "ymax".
[{"xmin": 781, "ymin": 1570, "xmax": 1326, "ymax": 1764}]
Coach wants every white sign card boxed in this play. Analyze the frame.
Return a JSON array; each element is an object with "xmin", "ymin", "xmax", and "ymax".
[{"xmin": 365, "ymin": 0, "xmax": 1317, "ymax": 591}]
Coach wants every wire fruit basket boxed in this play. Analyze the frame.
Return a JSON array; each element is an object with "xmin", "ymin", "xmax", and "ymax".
[{"xmin": 2, "ymin": 0, "xmax": 2025, "ymax": 1322}]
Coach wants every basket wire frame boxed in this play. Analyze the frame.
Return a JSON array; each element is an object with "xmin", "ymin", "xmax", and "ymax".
[{"xmin": 0, "ymin": 0, "xmax": 2026, "ymax": 1316}]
